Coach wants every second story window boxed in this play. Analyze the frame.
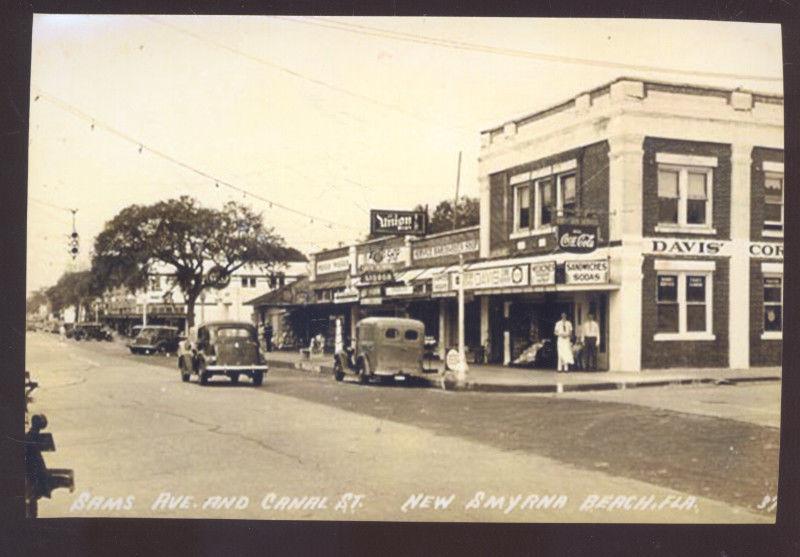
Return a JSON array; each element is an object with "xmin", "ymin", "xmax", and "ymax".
[
  {"xmin": 655, "ymin": 153, "xmax": 716, "ymax": 232},
  {"xmin": 511, "ymin": 160, "xmax": 577, "ymax": 236},
  {"xmin": 240, "ymin": 277, "xmax": 256, "ymax": 288},
  {"xmin": 764, "ymin": 170, "xmax": 784, "ymax": 236}
]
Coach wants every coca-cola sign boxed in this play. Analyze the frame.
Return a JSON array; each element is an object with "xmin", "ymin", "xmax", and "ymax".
[{"xmin": 556, "ymin": 224, "xmax": 597, "ymax": 254}]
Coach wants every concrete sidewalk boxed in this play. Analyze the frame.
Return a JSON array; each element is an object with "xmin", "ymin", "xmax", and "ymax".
[{"xmin": 263, "ymin": 350, "xmax": 781, "ymax": 393}]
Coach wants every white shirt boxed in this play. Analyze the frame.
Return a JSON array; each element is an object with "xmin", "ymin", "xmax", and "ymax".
[
  {"xmin": 582, "ymin": 320, "xmax": 600, "ymax": 343},
  {"xmin": 554, "ymin": 320, "xmax": 573, "ymax": 337}
]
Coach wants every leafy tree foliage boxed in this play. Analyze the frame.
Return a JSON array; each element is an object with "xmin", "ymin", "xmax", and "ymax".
[
  {"xmin": 26, "ymin": 288, "xmax": 49, "ymax": 315},
  {"xmin": 91, "ymin": 196, "xmax": 305, "ymax": 329},
  {"xmin": 415, "ymin": 196, "xmax": 480, "ymax": 234},
  {"xmin": 45, "ymin": 271, "xmax": 100, "ymax": 318}
]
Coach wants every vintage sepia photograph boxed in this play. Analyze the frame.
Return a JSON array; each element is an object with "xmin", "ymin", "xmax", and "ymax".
[{"xmin": 23, "ymin": 15, "xmax": 784, "ymax": 525}]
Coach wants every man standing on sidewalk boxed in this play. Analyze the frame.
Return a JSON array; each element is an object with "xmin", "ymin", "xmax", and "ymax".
[
  {"xmin": 582, "ymin": 313, "xmax": 600, "ymax": 371},
  {"xmin": 263, "ymin": 321, "xmax": 274, "ymax": 352}
]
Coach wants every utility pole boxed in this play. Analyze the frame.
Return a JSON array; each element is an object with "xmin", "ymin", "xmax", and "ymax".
[
  {"xmin": 452, "ymin": 151, "xmax": 462, "ymax": 231},
  {"xmin": 457, "ymin": 253, "xmax": 468, "ymax": 385}
]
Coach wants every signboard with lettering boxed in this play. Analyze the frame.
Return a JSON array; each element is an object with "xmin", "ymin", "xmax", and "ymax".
[
  {"xmin": 361, "ymin": 297, "xmax": 383, "ymax": 306},
  {"xmin": 565, "ymin": 260, "xmax": 609, "ymax": 285},
  {"xmin": 412, "ymin": 239, "xmax": 479, "ymax": 261},
  {"xmin": 333, "ymin": 288, "xmax": 359, "ymax": 304},
  {"xmin": 556, "ymin": 224, "xmax": 597, "ymax": 254},
  {"xmin": 316, "ymin": 255, "xmax": 350, "ymax": 275},
  {"xmin": 358, "ymin": 246, "xmax": 409, "ymax": 272},
  {"xmin": 456, "ymin": 264, "xmax": 529, "ymax": 291},
  {"xmin": 432, "ymin": 274, "xmax": 450, "ymax": 293},
  {"xmin": 359, "ymin": 270, "xmax": 395, "ymax": 285},
  {"xmin": 370, "ymin": 209, "xmax": 427, "ymax": 236},
  {"xmin": 384, "ymin": 285, "xmax": 414, "ymax": 297},
  {"xmin": 530, "ymin": 261, "xmax": 556, "ymax": 286},
  {"xmin": 749, "ymin": 242, "xmax": 784, "ymax": 259}
]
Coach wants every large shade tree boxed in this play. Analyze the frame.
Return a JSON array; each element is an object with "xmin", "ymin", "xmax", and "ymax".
[
  {"xmin": 415, "ymin": 196, "xmax": 480, "ymax": 234},
  {"xmin": 91, "ymin": 196, "xmax": 306, "ymax": 329},
  {"xmin": 45, "ymin": 270, "xmax": 100, "ymax": 319}
]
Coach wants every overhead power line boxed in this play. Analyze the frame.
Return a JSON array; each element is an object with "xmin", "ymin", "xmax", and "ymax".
[
  {"xmin": 140, "ymin": 15, "xmax": 472, "ymax": 135},
  {"xmin": 32, "ymin": 90, "xmax": 361, "ymax": 232},
  {"xmin": 281, "ymin": 16, "xmax": 782, "ymax": 84}
]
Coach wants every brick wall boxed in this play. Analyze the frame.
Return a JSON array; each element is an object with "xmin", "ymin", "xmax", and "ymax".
[
  {"xmin": 642, "ymin": 137, "xmax": 731, "ymax": 239},
  {"xmin": 640, "ymin": 255, "xmax": 729, "ymax": 368},
  {"xmin": 487, "ymin": 141, "xmax": 610, "ymax": 257},
  {"xmin": 749, "ymin": 259, "xmax": 783, "ymax": 367},
  {"xmin": 750, "ymin": 147, "xmax": 784, "ymax": 242}
]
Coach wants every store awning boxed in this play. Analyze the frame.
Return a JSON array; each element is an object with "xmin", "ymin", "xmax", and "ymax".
[
  {"xmin": 245, "ymin": 276, "xmax": 312, "ymax": 307},
  {"xmin": 473, "ymin": 283, "xmax": 620, "ymax": 296}
]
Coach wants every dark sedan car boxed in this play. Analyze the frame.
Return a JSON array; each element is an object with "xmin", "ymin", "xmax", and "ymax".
[
  {"xmin": 72, "ymin": 322, "xmax": 113, "ymax": 341},
  {"xmin": 178, "ymin": 321, "xmax": 267, "ymax": 386},
  {"xmin": 128, "ymin": 326, "xmax": 181, "ymax": 355}
]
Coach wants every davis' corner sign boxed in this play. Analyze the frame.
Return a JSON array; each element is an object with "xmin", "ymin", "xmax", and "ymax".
[{"xmin": 556, "ymin": 224, "xmax": 597, "ymax": 254}]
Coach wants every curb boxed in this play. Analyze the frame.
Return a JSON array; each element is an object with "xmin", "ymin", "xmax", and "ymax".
[{"xmin": 265, "ymin": 359, "xmax": 780, "ymax": 394}]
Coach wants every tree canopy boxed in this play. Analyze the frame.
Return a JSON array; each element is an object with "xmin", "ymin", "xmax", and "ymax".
[
  {"xmin": 91, "ymin": 196, "xmax": 305, "ymax": 327},
  {"xmin": 45, "ymin": 270, "xmax": 100, "ymax": 315},
  {"xmin": 415, "ymin": 196, "xmax": 480, "ymax": 234}
]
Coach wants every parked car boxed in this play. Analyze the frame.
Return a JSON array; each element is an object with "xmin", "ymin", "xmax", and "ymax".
[
  {"xmin": 333, "ymin": 317, "xmax": 429, "ymax": 384},
  {"xmin": 128, "ymin": 326, "xmax": 181, "ymax": 355},
  {"xmin": 72, "ymin": 322, "xmax": 113, "ymax": 341},
  {"xmin": 178, "ymin": 321, "xmax": 267, "ymax": 386}
]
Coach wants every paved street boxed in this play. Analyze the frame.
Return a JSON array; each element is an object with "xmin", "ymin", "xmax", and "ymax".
[{"xmin": 26, "ymin": 332, "xmax": 778, "ymax": 522}]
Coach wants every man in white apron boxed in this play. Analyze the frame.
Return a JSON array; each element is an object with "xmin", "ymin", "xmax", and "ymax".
[{"xmin": 554, "ymin": 313, "xmax": 574, "ymax": 372}]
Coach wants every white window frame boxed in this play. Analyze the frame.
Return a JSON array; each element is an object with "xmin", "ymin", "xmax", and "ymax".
[
  {"xmin": 761, "ymin": 272, "xmax": 783, "ymax": 340},
  {"xmin": 654, "ymin": 264, "xmax": 715, "ymax": 341},
  {"xmin": 655, "ymin": 153, "xmax": 716, "ymax": 234},
  {"xmin": 762, "ymin": 166, "xmax": 784, "ymax": 238},
  {"xmin": 512, "ymin": 182, "xmax": 532, "ymax": 234},
  {"xmin": 510, "ymin": 160, "xmax": 576, "ymax": 239}
]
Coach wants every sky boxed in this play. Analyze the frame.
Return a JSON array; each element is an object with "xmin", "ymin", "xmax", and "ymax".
[{"xmin": 26, "ymin": 16, "xmax": 783, "ymax": 295}]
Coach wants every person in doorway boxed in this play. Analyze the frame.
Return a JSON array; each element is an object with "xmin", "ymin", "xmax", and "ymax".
[
  {"xmin": 581, "ymin": 313, "xmax": 600, "ymax": 371},
  {"xmin": 263, "ymin": 321, "xmax": 274, "ymax": 352},
  {"xmin": 554, "ymin": 313, "xmax": 574, "ymax": 372}
]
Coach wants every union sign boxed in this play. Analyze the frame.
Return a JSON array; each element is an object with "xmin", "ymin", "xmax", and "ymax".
[{"xmin": 370, "ymin": 209, "xmax": 427, "ymax": 236}]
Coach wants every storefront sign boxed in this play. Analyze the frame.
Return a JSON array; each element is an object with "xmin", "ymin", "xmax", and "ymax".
[
  {"xmin": 359, "ymin": 270, "xmax": 395, "ymax": 284},
  {"xmin": 565, "ymin": 260, "xmax": 609, "ymax": 285},
  {"xmin": 457, "ymin": 264, "xmax": 529, "ymax": 291},
  {"xmin": 316, "ymin": 255, "xmax": 350, "ymax": 275},
  {"xmin": 385, "ymin": 285, "xmax": 414, "ymax": 297},
  {"xmin": 333, "ymin": 288, "xmax": 359, "ymax": 304},
  {"xmin": 361, "ymin": 297, "xmax": 383, "ymax": 305},
  {"xmin": 432, "ymin": 274, "xmax": 450, "ymax": 293},
  {"xmin": 370, "ymin": 209, "xmax": 427, "ymax": 236},
  {"xmin": 650, "ymin": 239, "xmax": 725, "ymax": 256},
  {"xmin": 412, "ymin": 239, "xmax": 479, "ymax": 261},
  {"xmin": 358, "ymin": 246, "xmax": 409, "ymax": 272},
  {"xmin": 556, "ymin": 224, "xmax": 597, "ymax": 254},
  {"xmin": 530, "ymin": 261, "xmax": 556, "ymax": 286},
  {"xmin": 749, "ymin": 242, "xmax": 783, "ymax": 259}
]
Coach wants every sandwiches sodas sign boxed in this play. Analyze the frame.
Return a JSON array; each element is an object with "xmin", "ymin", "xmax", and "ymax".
[
  {"xmin": 556, "ymin": 224, "xmax": 597, "ymax": 254},
  {"xmin": 370, "ymin": 209, "xmax": 427, "ymax": 236}
]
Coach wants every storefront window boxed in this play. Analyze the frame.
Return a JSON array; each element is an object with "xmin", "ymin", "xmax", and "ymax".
[
  {"xmin": 655, "ymin": 271, "xmax": 713, "ymax": 338},
  {"xmin": 764, "ymin": 173, "xmax": 784, "ymax": 235},
  {"xmin": 656, "ymin": 275, "xmax": 679, "ymax": 332},
  {"xmin": 685, "ymin": 275, "xmax": 707, "ymax": 331},
  {"xmin": 763, "ymin": 276, "xmax": 783, "ymax": 332}
]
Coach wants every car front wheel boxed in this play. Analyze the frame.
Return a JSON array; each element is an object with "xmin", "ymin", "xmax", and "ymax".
[
  {"xmin": 199, "ymin": 362, "xmax": 210, "ymax": 385},
  {"xmin": 357, "ymin": 360, "xmax": 369, "ymax": 385},
  {"xmin": 252, "ymin": 371, "xmax": 263, "ymax": 386}
]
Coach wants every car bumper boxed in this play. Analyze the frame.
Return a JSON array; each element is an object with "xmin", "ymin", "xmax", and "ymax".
[{"xmin": 206, "ymin": 365, "xmax": 268, "ymax": 372}]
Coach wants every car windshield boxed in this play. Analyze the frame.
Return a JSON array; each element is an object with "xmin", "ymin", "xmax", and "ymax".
[{"xmin": 215, "ymin": 327, "xmax": 253, "ymax": 339}]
